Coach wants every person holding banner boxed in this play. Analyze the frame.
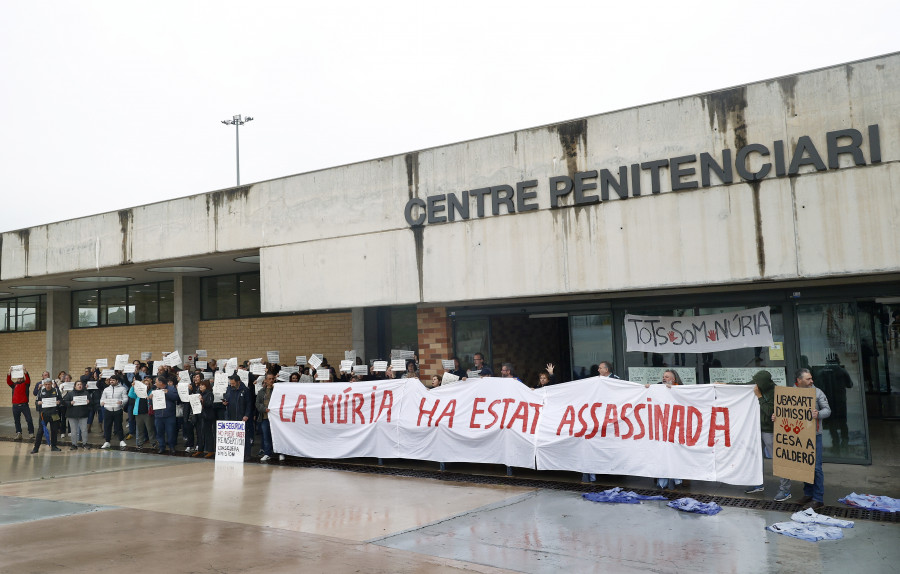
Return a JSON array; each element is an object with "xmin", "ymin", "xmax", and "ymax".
[
  {"xmin": 64, "ymin": 380, "xmax": 91, "ymax": 450},
  {"xmin": 792, "ymin": 368, "xmax": 832, "ymax": 510},
  {"xmin": 99, "ymin": 375, "xmax": 127, "ymax": 449},
  {"xmin": 85, "ymin": 368, "xmax": 104, "ymax": 434},
  {"xmin": 7, "ymin": 365, "xmax": 35, "ymax": 440},
  {"xmin": 538, "ymin": 364, "xmax": 558, "ymax": 387},
  {"xmin": 598, "ymin": 361, "xmax": 620, "ymax": 379},
  {"xmin": 31, "ymin": 378, "xmax": 63, "ymax": 453},
  {"xmin": 654, "ymin": 370, "xmax": 683, "ymax": 490},
  {"xmin": 471, "ymin": 353, "xmax": 493, "ymax": 377},
  {"xmin": 401, "ymin": 360, "xmax": 419, "ymax": 379},
  {"xmin": 153, "ymin": 376, "xmax": 179, "ymax": 454}
]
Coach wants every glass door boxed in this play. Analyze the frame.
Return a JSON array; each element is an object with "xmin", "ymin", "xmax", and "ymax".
[{"xmin": 795, "ymin": 302, "xmax": 870, "ymax": 463}]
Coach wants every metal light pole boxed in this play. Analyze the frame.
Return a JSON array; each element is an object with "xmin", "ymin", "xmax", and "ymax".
[{"xmin": 221, "ymin": 114, "xmax": 253, "ymax": 186}]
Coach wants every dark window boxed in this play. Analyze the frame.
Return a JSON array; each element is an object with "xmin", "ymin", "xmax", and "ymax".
[
  {"xmin": 0, "ymin": 295, "xmax": 46, "ymax": 332},
  {"xmin": 71, "ymin": 282, "xmax": 173, "ymax": 328},
  {"xmin": 201, "ymin": 273, "xmax": 261, "ymax": 320}
]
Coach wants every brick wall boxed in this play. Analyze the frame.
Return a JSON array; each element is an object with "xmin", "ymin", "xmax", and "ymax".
[
  {"xmin": 197, "ymin": 313, "xmax": 352, "ymax": 366},
  {"xmin": 0, "ymin": 331, "xmax": 47, "ymax": 408},
  {"xmin": 416, "ymin": 306, "xmax": 452, "ymax": 380},
  {"xmin": 70, "ymin": 323, "xmax": 174, "ymax": 376}
]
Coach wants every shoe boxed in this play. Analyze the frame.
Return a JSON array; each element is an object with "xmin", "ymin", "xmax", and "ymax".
[
  {"xmin": 260, "ymin": 455, "xmax": 271, "ymax": 461},
  {"xmin": 204, "ymin": 452, "xmax": 214, "ymax": 459},
  {"xmin": 28, "ymin": 433, "xmax": 35, "ymax": 439},
  {"xmin": 87, "ymin": 425, "xmax": 91, "ymax": 434},
  {"xmin": 119, "ymin": 441, "xmax": 127, "ymax": 448},
  {"xmin": 279, "ymin": 454, "xmax": 285, "ymax": 461},
  {"xmin": 191, "ymin": 451, "xmax": 203, "ymax": 458},
  {"xmin": 806, "ymin": 500, "xmax": 824, "ymax": 510},
  {"xmin": 125, "ymin": 434, "xmax": 133, "ymax": 440},
  {"xmin": 30, "ymin": 448, "xmax": 38, "ymax": 454},
  {"xmin": 51, "ymin": 446, "xmax": 61, "ymax": 452},
  {"xmin": 774, "ymin": 491, "xmax": 792, "ymax": 502},
  {"xmin": 69, "ymin": 445, "xmax": 78, "ymax": 451},
  {"xmin": 101, "ymin": 442, "xmax": 110, "ymax": 449},
  {"xmin": 158, "ymin": 449, "xmax": 165, "ymax": 455},
  {"xmin": 796, "ymin": 495, "xmax": 813, "ymax": 506},
  {"xmin": 744, "ymin": 485, "xmax": 764, "ymax": 494},
  {"xmin": 14, "ymin": 432, "xmax": 22, "ymax": 440},
  {"xmin": 60, "ymin": 433, "xmax": 67, "ymax": 438}
]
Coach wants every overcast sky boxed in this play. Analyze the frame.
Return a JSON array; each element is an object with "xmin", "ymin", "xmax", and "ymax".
[{"xmin": 1, "ymin": 1, "xmax": 897, "ymax": 233}]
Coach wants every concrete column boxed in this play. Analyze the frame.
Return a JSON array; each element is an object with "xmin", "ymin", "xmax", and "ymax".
[
  {"xmin": 351, "ymin": 307, "xmax": 366, "ymax": 363},
  {"xmin": 173, "ymin": 276, "xmax": 200, "ymax": 360},
  {"xmin": 45, "ymin": 290, "xmax": 70, "ymax": 376}
]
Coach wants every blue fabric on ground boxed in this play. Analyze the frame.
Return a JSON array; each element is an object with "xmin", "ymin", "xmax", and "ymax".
[
  {"xmin": 790, "ymin": 508, "xmax": 854, "ymax": 528},
  {"xmin": 838, "ymin": 492, "xmax": 900, "ymax": 513},
  {"xmin": 667, "ymin": 497, "xmax": 722, "ymax": 515},
  {"xmin": 766, "ymin": 521, "xmax": 844, "ymax": 542},
  {"xmin": 582, "ymin": 487, "xmax": 668, "ymax": 504}
]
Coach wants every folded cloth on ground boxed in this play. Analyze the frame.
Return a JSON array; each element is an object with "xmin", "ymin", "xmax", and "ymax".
[
  {"xmin": 838, "ymin": 493, "xmax": 900, "ymax": 513},
  {"xmin": 790, "ymin": 508, "xmax": 854, "ymax": 528},
  {"xmin": 583, "ymin": 487, "xmax": 668, "ymax": 504},
  {"xmin": 766, "ymin": 522, "xmax": 844, "ymax": 542},
  {"xmin": 667, "ymin": 497, "xmax": 722, "ymax": 515}
]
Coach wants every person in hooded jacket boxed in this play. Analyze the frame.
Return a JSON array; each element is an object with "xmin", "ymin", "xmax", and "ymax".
[{"xmin": 64, "ymin": 379, "xmax": 91, "ymax": 449}]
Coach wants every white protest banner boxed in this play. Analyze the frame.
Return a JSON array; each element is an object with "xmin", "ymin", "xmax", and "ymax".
[
  {"xmin": 268, "ymin": 378, "xmax": 762, "ymax": 485},
  {"xmin": 73, "ymin": 395, "xmax": 89, "ymax": 406},
  {"xmin": 177, "ymin": 382, "xmax": 190, "ymax": 402},
  {"xmin": 344, "ymin": 350, "xmax": 357, "ymax": 362},
  {"xmin": 283, "ymin": 366, "xmax": 299, "ymax": 374},
  {"xmin": 466, "ymin": 370, "xmax": 481, "ymax": 379},
  {"xmin": 178, "ymin": 370, "xmax": 190, "ymax": 384},
  {"xmin": 269, "ymin": 380, "xmax": 406, "ymax": 459},
  {"xmin": 442, "ymin": 359, "xmax": 455, "ymax": 370},
  {"xmin": 267, "ymin": 351, "xmax": 280, "ymax": 364},
  {"xmin": 308, "ymin": 354, "xmax": 323, "ymax": 369},
  {"xmin": 277, "ymin": 370, "xmax": 291, "ymax": 382},
  {"xmin": 709, "ymin": 367, "xmax": 787, "ymax": 386},
  {"xmin": 114, "ymin": 354, "xmax": 130, "ymax": 371},
  {"xmin": 216, "ymin": 420, "xmax": 245, "ymax": 461},
  {"xmin": 196, "ymin": 350, "xmax": 208, "ymax": 358},
  {"xmin": 134, "ymin": 382, "xmax": 148, "ymax": 399},
  {"xmin": 250, "ymin": 363, "xmax": 266, "ymax": 375},
  {"xmin": 41, "ymin": 397, "xmax": 58, "ymax": 409},
  {"xmin": 87, "ymin": 381, "xmax": 98, "ymax": 390},
  {"xmin": 100, "ymin": 369, "xmax": 115, "ymax": 379},
  {"xmin": 627, "ymin": 367, "xmax": 697, "ymax": 385},
  {"xmin": 152, "ymin": 362, "xmax": 160, "ymax": 376},
  {"xmin": 10, "ymin": 365, "xmax": 24, "ymax": 379},
  {"xmin": 213, "ymin": 373, "xmax": 228, "ymax": 397},
  {"xmin": 391, "ymin": 349, "xmax": 416, "ymax": 360},
  {"xmin": 315, "ymin": 369, "xmax": 331, "ymax": 382},
  {"xmin": 96, "ymin": 358, "xmax": 108, "ymax": 368},
  {"xmin": 189, "ymin": 394, "xmax": 203, "ymax": 415},
  {"xmin": 140, "ymin": 352, "xmax": 152, "ymax": 361},
  {"xmin": 391, "ymin": 359, "xmax": 407, "ymax": 372},
  {"xmin": 225, "ymin": 357, "xmax": 238, "ymax": 374},
  {"xmin": 238, "ymin": 370, "xmax": 249, "ymax": 385},
  {"xmin": 625, "ymin": 307, "xmax": 774, "ymax": 353},
  {"xmin": 202, "ymin": 371, "xmax": 213, "ymax": 380},
  {"xmin": 353, "ymin": 365, "xmax": 368, "ymax": 376},
  {"xmin": 164, "ymin": 351, "xmax": 182, "ymax": 368},
  {"xmin": 296, "ymin": 356, "xmax": 307, "ymax": 366},
  {"xmin": 339, "ymin": 360, "xmax": 353, "ymax": 373},
  {"xmin": 60, "ymin": 382, "xmax": 74, "ymax": 393},
  {"xmin": 152, "ymin": 389, "xmax": 167, "ymax": 411},
  {"xmin": 441, "ymin": 372, "xmax": 460, "ymax": 385},
  {"xmin": 372, "ymin": 361, "xmax": 387, "ymax": 372},
  {"xmin": 535, "ymin": 378, "xmax": 761, "ymax": 484}
]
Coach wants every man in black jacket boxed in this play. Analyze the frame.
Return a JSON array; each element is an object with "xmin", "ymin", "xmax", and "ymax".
[{"xmin": 223, "ymin": 374, "xmax": 253, "ymax": 460}]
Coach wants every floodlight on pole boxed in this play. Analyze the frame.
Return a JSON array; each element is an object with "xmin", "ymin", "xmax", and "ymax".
[{"xmin": 220, "ymin": 114, "xmax": 253, "ymax": 186}]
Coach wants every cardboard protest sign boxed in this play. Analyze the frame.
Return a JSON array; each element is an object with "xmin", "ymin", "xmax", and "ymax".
[
  {"xmin": 773, "ymin": 386, "xmax": 817, "ymax": 483},
  {"xmin": 216, "ymin": 421, "xmax": 245, "ymax": 461}
]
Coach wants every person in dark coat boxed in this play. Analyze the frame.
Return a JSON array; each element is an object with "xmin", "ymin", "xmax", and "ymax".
[{"xmin": 32, "ymin": 379, "xmax": 63, "ymax": 453}]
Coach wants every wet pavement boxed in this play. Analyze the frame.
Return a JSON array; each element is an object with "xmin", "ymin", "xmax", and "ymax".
[{"xmin": 1, "ymin": 436, "xmax": 898, "ymax": 574}]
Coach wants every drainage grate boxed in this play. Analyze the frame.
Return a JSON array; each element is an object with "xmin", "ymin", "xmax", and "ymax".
[{"xmin": 3, "ymin": 437, "xmax": 897, "ymax": 523}]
